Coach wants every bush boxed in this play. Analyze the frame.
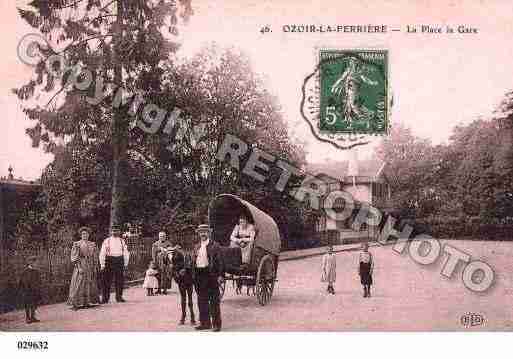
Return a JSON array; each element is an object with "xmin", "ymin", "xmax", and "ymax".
[{"xmin": 415, "ymin": 215, "xmax": 513, "ymax": 239}]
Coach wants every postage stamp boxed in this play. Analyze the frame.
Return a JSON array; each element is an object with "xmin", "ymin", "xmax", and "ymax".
[{"xmin": 301, "ymin": 48, "xmax": 389, "ymax": 149}]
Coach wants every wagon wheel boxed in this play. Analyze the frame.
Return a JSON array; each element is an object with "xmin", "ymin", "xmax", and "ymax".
[{"xmin": 256, "ymin": 254, "xmax": 276, "ymax": 306}]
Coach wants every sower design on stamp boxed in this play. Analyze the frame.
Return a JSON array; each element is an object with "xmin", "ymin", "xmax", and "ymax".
[
  {"xmin": 301, "ymin": 49, "xmax": 389, "ymax": 150},
  {"xmin": 320, "ymin": 49, "xmax": 388, "ymax": 134}
]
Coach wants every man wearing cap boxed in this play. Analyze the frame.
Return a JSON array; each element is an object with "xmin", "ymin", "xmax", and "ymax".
[
  {"xmin": 99, "ymin": 225, "xmax": 130, "ymax": 303},
  {"xmin": 193, "ymin": 224, "xmax": 224, "ymax": 332}
]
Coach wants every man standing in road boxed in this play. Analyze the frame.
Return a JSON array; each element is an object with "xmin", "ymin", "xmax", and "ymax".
[
  {"xmin": 193, "ymin": 224, "xmax": 224, "ymax": 332},
  {"xmin": 99, "ymin": 225, "xmax": 130, "ymax": 303}
]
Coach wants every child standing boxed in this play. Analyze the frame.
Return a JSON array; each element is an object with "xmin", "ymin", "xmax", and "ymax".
[
  {"xmin": 358, "ymin": 243, "xmax": 374, "ymax": 298},
  {"xmin": 17, "ymin": 256, "xmax": 42, "ymax": 324},
  {"xmin": 142, "ymin": 261, "xmax": 159, "ymax": 296},
  {"xmin": 321, "ymin": 245, "xmax": 337, "ymax": 294}
]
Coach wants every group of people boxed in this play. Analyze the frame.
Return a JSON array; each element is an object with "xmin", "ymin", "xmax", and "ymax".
[
  {"xmin": 145, "ymin": 231, "xmax": 175, "ymax": 296},
  {"xmin": 321, "ymin": 242, "xmax": 374, "ymax": 297},
  {"xmin": 143, "ymin": 231, "xmax": 196, "ymax": 325},
  {"xmin": 16, "ymin": 214, "xmax": 374, "ymax": 328},
  {"xmin": 66, "ymin": 225, "xmax": 130, "ymax": 310},
  {"xmin": 14, "ymin": 225, "xmax": 129, "ymax": 324},
  {"xmin": 60, "ymin": 222, "xmax": 225, "ymax": 332},
  {"xmin": 142, "ymin": 217, "xmax": 256, "ymax": 331},
  {"xmin": 143, "ymin": 224, "xmax": 225, "ymax": 331}
]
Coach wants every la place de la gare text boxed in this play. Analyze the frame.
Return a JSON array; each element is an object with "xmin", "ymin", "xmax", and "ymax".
[{"xmin": 281, "ymin": 24, "xmax": 478, "ymax": 34}]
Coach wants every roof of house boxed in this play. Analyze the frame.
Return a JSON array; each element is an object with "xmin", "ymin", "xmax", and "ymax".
[
  {"xmin": 0, "ymin": 178, "xmax": 41, "ymax": 192},
  {"xmin": 306, "ymin": 159, "xmax": 385, "ymax": 183},
  {"xmin": 1, "ymin": 167, "xmax": 40, "ymax": 189}
]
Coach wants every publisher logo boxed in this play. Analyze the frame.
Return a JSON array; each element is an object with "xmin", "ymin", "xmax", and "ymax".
[{"xmin": 460, "ymin": 312, "xmax": 485, "ymax": 327}]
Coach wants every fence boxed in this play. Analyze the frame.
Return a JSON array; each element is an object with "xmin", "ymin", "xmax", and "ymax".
[{"xmin": 0, "ymin": 231, "xmax": 195, "ymax": 314}]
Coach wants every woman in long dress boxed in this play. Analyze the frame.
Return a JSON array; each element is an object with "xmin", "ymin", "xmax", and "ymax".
[
  {"xmin": 230, "ymin": 214, "xmax": 256, "ymax": 266},
  {"xmin": 67, "ymin": 227, "xmax": 101, "ymax": 310},
  {"xmin": 152, "ymin": 232, "xmax": 174, "ymax": 294}
]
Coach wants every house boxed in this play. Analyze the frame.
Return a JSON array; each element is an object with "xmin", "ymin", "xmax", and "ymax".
[{"xmin": 306, "ymin": 155, "xmax": 392, "ymax": 244}]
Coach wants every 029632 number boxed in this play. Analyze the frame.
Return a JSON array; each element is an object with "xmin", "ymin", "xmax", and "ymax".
[{"xmin": 17, "ymin": 341, "xmax": 48, "ymax": 350}]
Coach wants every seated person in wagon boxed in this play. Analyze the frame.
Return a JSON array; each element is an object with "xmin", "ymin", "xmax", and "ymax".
[{"xmin": 229, "ymin": 214, "xmax": 256, "ymax": 266}]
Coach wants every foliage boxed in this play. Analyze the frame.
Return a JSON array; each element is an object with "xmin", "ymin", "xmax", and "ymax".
[
  {"xmin": 14, "ymin": 0, "xmax": 193, "ymax": 232},
  {"xmin": 375, "ymin": 90, "xmax": 513, "ymax": 237},
  {"xmin": 15, "ymin": 42, "xmax": 312, "ymax": 248},
  {"xmin": 375, "ymin": 122, "xmax": 436, "ymax": 218}
]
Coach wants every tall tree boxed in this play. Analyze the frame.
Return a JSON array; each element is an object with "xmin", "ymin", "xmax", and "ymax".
[
  {"xmin": 14, "ymin": 0, "xmax": 193, "ymax": 230},
  {"xmin": 16, "ymin": 42, "xmax": 312, "ymax": 248},
  {"xmin": 159, "ymin": 45, "xmax": 306, "ymax": 197},
  {"xmin": 492, "ymin": 91, "xmax": 513, "ymax": 219},
  {"xmin": 144, "ymin": 45, "xmax": 309, "ymax": 239}
]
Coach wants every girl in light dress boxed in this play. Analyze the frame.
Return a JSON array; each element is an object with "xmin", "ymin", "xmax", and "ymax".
[
  {"xmin": 142, "ymin": 261, "xmax": 159, "ymax": 296},
  {"xmin": 321, "ymin": 245, "xmax": 337, "ymax": 294}
]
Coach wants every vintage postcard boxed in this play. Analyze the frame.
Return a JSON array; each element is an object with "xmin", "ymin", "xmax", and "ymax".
[{"xmin": 1, "ymin": 0, "xmax": 513, "ymax": 356}]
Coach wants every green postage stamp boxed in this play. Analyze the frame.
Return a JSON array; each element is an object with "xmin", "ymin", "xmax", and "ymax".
[{"xmin": 301, "ymin": 49, "xmax": 389, "ymax": 149}]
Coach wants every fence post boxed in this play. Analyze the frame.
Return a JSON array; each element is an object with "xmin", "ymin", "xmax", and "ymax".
[{"xmin": 47, "ymin": 243, "xmax": 53, "ymax": 283}]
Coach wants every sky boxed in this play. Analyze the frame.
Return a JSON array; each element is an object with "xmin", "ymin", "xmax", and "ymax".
[{"xmin": 2, "ymin": 0, "xmax": 513, "ymax": 180}]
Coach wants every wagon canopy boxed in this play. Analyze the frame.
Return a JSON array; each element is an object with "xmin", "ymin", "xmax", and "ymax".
[{"xmin": 208, "ymin": 194, "xmax": 281, "ymax": 255}]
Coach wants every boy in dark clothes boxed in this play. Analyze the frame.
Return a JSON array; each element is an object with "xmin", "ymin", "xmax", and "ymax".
[{"xmin": 17, "ymin": 256, "xmax": 42, "ymax": 324}]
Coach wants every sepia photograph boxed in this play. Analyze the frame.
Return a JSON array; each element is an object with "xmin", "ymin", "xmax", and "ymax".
[{"xmin": 1, "ymin": 0, "xmax": 513, "ymax": 355}]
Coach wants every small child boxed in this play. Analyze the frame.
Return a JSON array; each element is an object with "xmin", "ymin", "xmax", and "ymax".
[
  {"xmin": 142, "ymin": 261, "xmax": 159, "ymax": 296},
  {"xmin": 358, "ymin": 243, "xmax": 374, "ymax": 298},
  {"xmin": 321, "ymin": 245, "xmax": 336, "ymax": 294},
  {"xmin": 17, "ymin": 256, "xmax": 42, "ymax": 324}
]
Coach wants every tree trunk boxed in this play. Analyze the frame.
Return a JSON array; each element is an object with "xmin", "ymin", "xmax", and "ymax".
[{"xmin": 110, "ymin": 0, "xmax": 127, "ymax": 230}]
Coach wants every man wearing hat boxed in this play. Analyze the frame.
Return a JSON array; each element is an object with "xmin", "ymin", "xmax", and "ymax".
[
  {"xmin": 193, "ymin": 224, "xmax": 224, "ymax": 332},
  {"xmin": 99, "ymin": 225, "xmax": 130, "ymax": 303}
]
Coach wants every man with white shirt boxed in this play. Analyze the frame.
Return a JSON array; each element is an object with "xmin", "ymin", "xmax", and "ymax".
[
  {"xmin": 193, "ymin": 224, "xmax": 224, "ymax": 332},
  {"xmin": 99, "ymin": 225, "xmax": 130, "ymax": 303}
]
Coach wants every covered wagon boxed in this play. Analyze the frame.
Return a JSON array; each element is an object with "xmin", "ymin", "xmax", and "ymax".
[{"xmin": 208, "ymin": 194, "xmax": 281, "ymax": 305}]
